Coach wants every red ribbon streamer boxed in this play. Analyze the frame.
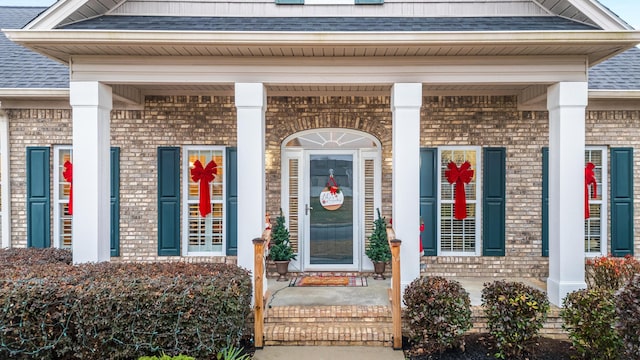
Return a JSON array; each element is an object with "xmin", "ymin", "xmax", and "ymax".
[
  {"xmin": 62, "ymin": 161, "xmax": 73, "ymax": 215},
  {"xmin": 445, "ymin": 161, "xmax": 474, "ymax": 220},
  {"xmin": 327, "ymin": 176, "xmax": 339, "ymax": 195},
  {"xmin": 585, "ymin": 162, "xmax": 598, "ymax": 219},
  {"xmin": 190, "ymin": 159, "xmax": 217, "ymax": 217}
]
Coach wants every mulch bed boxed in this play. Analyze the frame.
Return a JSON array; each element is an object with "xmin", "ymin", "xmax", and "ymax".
[{"xmin": 404, "ymin": 333, "xmax": 578, "ymax": 360}]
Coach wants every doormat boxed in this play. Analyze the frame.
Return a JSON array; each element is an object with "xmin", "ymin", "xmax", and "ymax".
[{"xmin": 288, "ymin": 276, "xmax": 368, "ymax": 287}]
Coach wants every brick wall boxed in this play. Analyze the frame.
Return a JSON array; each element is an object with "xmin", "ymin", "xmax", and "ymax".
[{"xmin": 6, "ymin": 95, "xmax": 640, "ymax": 275}]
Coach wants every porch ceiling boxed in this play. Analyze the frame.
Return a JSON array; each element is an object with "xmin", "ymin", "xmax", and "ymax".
[{"xmin": 4, "ymin": 30, "xmax": 640, "ymax": 66}]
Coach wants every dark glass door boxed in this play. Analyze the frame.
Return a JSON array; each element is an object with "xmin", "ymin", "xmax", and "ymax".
[{"xmin": 309, "ymin": 154, "xmax": 354, "ymax": 265}]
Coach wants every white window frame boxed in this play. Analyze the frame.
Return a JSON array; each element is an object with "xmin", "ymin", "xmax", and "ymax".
[
  {"xmin": 0, "ymin": 112, "xmax": 9, "ymax": 248},
  {"xmin": 585, "ymin": 146, "xmax": 608, "ymax": 257},
  {"xmin": 437, "ymin": 146, "xmax": 482, "ymax": 256},
  {"xmin": 53, "ymin": 145, "xmax": 72, "ymax": 249},
  {"xmin": 181, "ymin": 145, "xmax": 226, "ymax": 256}
]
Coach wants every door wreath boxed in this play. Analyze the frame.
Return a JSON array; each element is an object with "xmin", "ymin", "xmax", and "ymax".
[{"xmin": 319, "ymin": 168, "xmax": 344, "ymax": 211}]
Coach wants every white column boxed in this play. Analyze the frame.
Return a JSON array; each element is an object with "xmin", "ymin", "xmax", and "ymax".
[
  {"xmin": 70, "ymin": 81, "xmax": 112, "ymax": 264},
  {"xmin": 547, "ymin": 82, "xmax": 588, "ymax": 306},
  {"xmin": 0, "ymin": 109, "xmax": 10, "ymax": 248},
  {"xmin": 235, "ymin": 83, "xmax": 266, "ymax": 291},
  {"xmin": 391, "ymin": 83, "xmax": 422, "ymax": 290}
]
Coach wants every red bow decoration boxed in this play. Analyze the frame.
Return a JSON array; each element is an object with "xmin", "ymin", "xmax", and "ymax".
[
  {"xmin": 419, "ymin": 218, "xmax": 424, "ymax": 253},
  {"xmin": 327, "ymin": 176, "xmax": 339, "ymax": 195},
  {"xmin": 62, "ymin": 161, "xmax": 73, "ymax": 215},
  {"xmin": 190, "ymin": 159, "xmax": 217, "ymax": 217},
  {"xmin": 445, "ymin": 161, "xmax": 474, "ymax": 220},
  {"xmin": 585, "ymin": 162, "xmax": 598, "ymax": 219}
]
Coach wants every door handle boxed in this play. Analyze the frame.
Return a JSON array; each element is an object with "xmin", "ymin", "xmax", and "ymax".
[{"xmin": 305, "ymin": 204, "xmax": 313, "ymax": 215}]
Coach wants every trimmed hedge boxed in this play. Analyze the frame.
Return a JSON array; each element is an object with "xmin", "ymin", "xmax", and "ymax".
[
  {"xmin": 482, "ymin": 280, "xmax": 550, "ymax": 359},
  {"xmin": 616, "ymin": 274, "xmax": 640, "ymax": 358},
  {"xmin": 0, "ymin": 251, "xmax": 252, "ymax": 359},
  {"xmin": 403, "ymin": 276, "xmax": 472, "ymax": 354},
  {"xmin": 561, "ymin": 288, "xmax": 621, "ymax": 360}
]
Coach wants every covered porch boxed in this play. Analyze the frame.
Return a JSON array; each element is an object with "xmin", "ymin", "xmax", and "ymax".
[{"xmin": 7, "ymin": 27, "xmax": 640, "ymax": 307}]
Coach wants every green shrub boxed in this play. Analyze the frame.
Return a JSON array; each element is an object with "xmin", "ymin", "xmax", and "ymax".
[
  {"xmin": 481, "ymin": 280, "xmax": 549, "ymax": 359},
  {"xmin": 616, "ymin": 274, "xmax": 640, "ymax": 358},
  {"xmin": 561, "ymin": 288, "xmax": 621, "ymax": 359},
  {"xmin": 586, "ymin": 255, "xmax": 640, "ymax": 291},
  {"xmin": 403, "ymin": 276, "xmax": 472, "ymax": 354},
  {"xmin": 0, "ymin": 262, "xmax": 252, "ymax": 359}
]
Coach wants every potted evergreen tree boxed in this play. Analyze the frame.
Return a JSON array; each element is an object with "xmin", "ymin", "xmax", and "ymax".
[
  {"xmin": 366, "ymin": 208, "xmax": 392, "ymax": 280},
  {"xmin": 269, "ymin": 210, "xmax": 296, "ymax": 281}
]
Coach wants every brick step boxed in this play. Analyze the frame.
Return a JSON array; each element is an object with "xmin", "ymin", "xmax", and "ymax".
[
  {"xmin": 265, "ymin": 305, "xmax": 392, "ymax": 323},
  {"xmin": 263, "ymin": 305, "xmax": 394, "ymax": 346},
  {"xmin": 264, "ymin": 323, "xmax": 394, "ymax": 346}
]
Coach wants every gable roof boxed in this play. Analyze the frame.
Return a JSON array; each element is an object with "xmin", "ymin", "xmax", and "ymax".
[
  {"xmin": 60, "ymin": 16, "xmax": 599, "ymax": 31},
  {"xmin": 1, "ymin": 6, "xmax": 639, "ymax": 94},
  {"xmin": 24, "ymin": 0, "xmax": 632, "ymax": 31},
  {"xmin": 0, "ymin": 7, "xmax": 68, "ymax": 89}
]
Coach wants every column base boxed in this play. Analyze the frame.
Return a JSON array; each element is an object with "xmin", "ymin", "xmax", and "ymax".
[{"xmin": 546, "ymin": 277, "xmax": 586, "ymax": 307}]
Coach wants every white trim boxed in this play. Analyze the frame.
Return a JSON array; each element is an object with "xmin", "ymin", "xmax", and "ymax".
[
  {"xmin": 0, "ymin": 112, "xmax": 9, "ymax": 248},
  {"xmin": 565, "ymin": 0, "xmax": 632, "ymax": 30},
  {"xmin": 589, "ymin": 90, "xmax": 640, "ymax": 99},
  {"xmin": 53, "ymin": 145, "xmax": 73, "ymax": 249},
  {"xmin": 0, "ymin": 89, "xmax": 69, "ymax": 99},
  {"xmin": 437, "ymin": 146, "xmax": 482, "ymax": 257},
  {"xmin": 24, "ymin": 0, "xmax": 92, "ymax": 30},
  {"xmin": 181, "ymin": 145, "xmax": 226, "ymax": 256},
  {"xmin": 585, "ymin": 146, "xmax": 608, "ymax": 257}
]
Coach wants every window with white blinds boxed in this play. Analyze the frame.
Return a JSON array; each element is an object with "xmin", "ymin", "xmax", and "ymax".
[
  {"xmin": 585, "ymin": 147, "xmax": 607, "ymax": 256},
  {"xmin": 288, "ymin": 158, "xmax": 299, "ymax": 253},
  {"xmin": 53, "ymin": 146, "xmax": 72, "ymax": 249},
  {"xmin": 438, "ymin": 147, "xmax": 481, "ymax": 255},
  {"xmin": 183, "ymin": 147, "xmax": 225, "ymax": 254}
]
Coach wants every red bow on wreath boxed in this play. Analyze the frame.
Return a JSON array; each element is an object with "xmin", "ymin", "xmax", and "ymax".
[
  {"xmin": 585, "ymin": 162, "xmax": 598, "ymax": 219},
  {"xmin": 191, "ymin": 159, "xmax": 217, "ymax": 217},
  {"xmin": 62, "ymin": 161, "xmax": 73, "ymax": 215},
  {"xmin": 445, "ymin": 161, "xmax": 474, "ymax": 220},
  {"xmin": 327, "ymin": 175, "xmax": 340, "ymax": 195}
]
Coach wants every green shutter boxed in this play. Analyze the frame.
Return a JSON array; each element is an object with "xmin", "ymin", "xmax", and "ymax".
[
  {"xmin": 27, "ymin": 147, "xmax": 50, "ymax": 248},
  {"xmin": 541, "ymin": 147, "xmax": 549, "ymax": 257},
  {"xmin": 110, "ymin": 147, "xmax": 120, "ymax": 257},
  {"xmin": 420, "ymin": 148, "xmax": 437, "ymax": 256},
  {"xmin": 275, "ymin": 0, "xmax": 304, "ymax": 4},
  {"xmin": 482, "ymin": 147, "xmax": 506, "ymax": 256},
  {"xmin": 226, "ymin": 147, "xmax": 238, "ymax": 255},
  {"xmin": 611, "ymin": 148, "xmax": 634, "ymax": 257},
  {"xmin": 157, "ymin": 147, "xmax": 180, "ymax": 256},
  {"xmin": 355, "ymin": 0, "xmax": 383, "ymax": 4}
]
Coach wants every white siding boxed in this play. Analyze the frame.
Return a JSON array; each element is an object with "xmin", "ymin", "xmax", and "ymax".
[{"xmin": 110, "ymin": 0, "xmax": 550, "ymax": 18}]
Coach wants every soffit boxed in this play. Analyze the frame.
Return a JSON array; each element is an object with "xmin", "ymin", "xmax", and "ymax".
[{"xmin": 5, "ymin": 29, "xmax": 639, "ymax": 66}]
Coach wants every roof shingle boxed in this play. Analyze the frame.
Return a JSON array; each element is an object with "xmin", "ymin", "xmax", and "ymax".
[
  {"xmin": 589, "ymin": 47, "xmax": 640, "ymax": 90},
  {"xmin": 0, "ymin": 7, "xmax": 69, "ymax": 89},
  {"xmin": 61, "ymin": 16, "xmax": 600, "ymax": 31}
]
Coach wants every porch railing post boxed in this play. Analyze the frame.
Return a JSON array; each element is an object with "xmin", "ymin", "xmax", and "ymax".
[
  {"xmin": 252, "ymin": 237, "xmax": 266, "ymax": 349},
  {"xmin": 387, "ymin": 225, "xmax": 402, "ymax": 350}
]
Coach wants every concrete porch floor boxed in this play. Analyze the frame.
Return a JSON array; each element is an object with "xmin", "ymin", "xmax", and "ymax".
[{"xmin": 266, "ymin": 276, "xmax": 547, "ymax": 306}]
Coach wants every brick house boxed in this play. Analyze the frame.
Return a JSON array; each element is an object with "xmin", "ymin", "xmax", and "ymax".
[{"xmin": 1, "ymin": 0, "xmax": 639, "ymax": 306}]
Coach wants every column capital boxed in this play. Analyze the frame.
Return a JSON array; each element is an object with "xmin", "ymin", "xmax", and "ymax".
[
  {"xmin": 69, "ymin": 81, "xmax": 112, "ymax": 108},
  {"xmin": 235, "ymin": 83, "xmax": 266, "ymax": 109},
  {"xmin": 391, "ymin": 83, "xmax": 422, "ymax": 110},
  {"xmin": 547, "ymin": 82, "xmax": 588, "ymax": 111}
]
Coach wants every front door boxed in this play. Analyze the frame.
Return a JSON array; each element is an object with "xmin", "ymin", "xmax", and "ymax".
[{"xmin": 305, "ymin": 151, "xmax": 358, "ymax": 270}]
